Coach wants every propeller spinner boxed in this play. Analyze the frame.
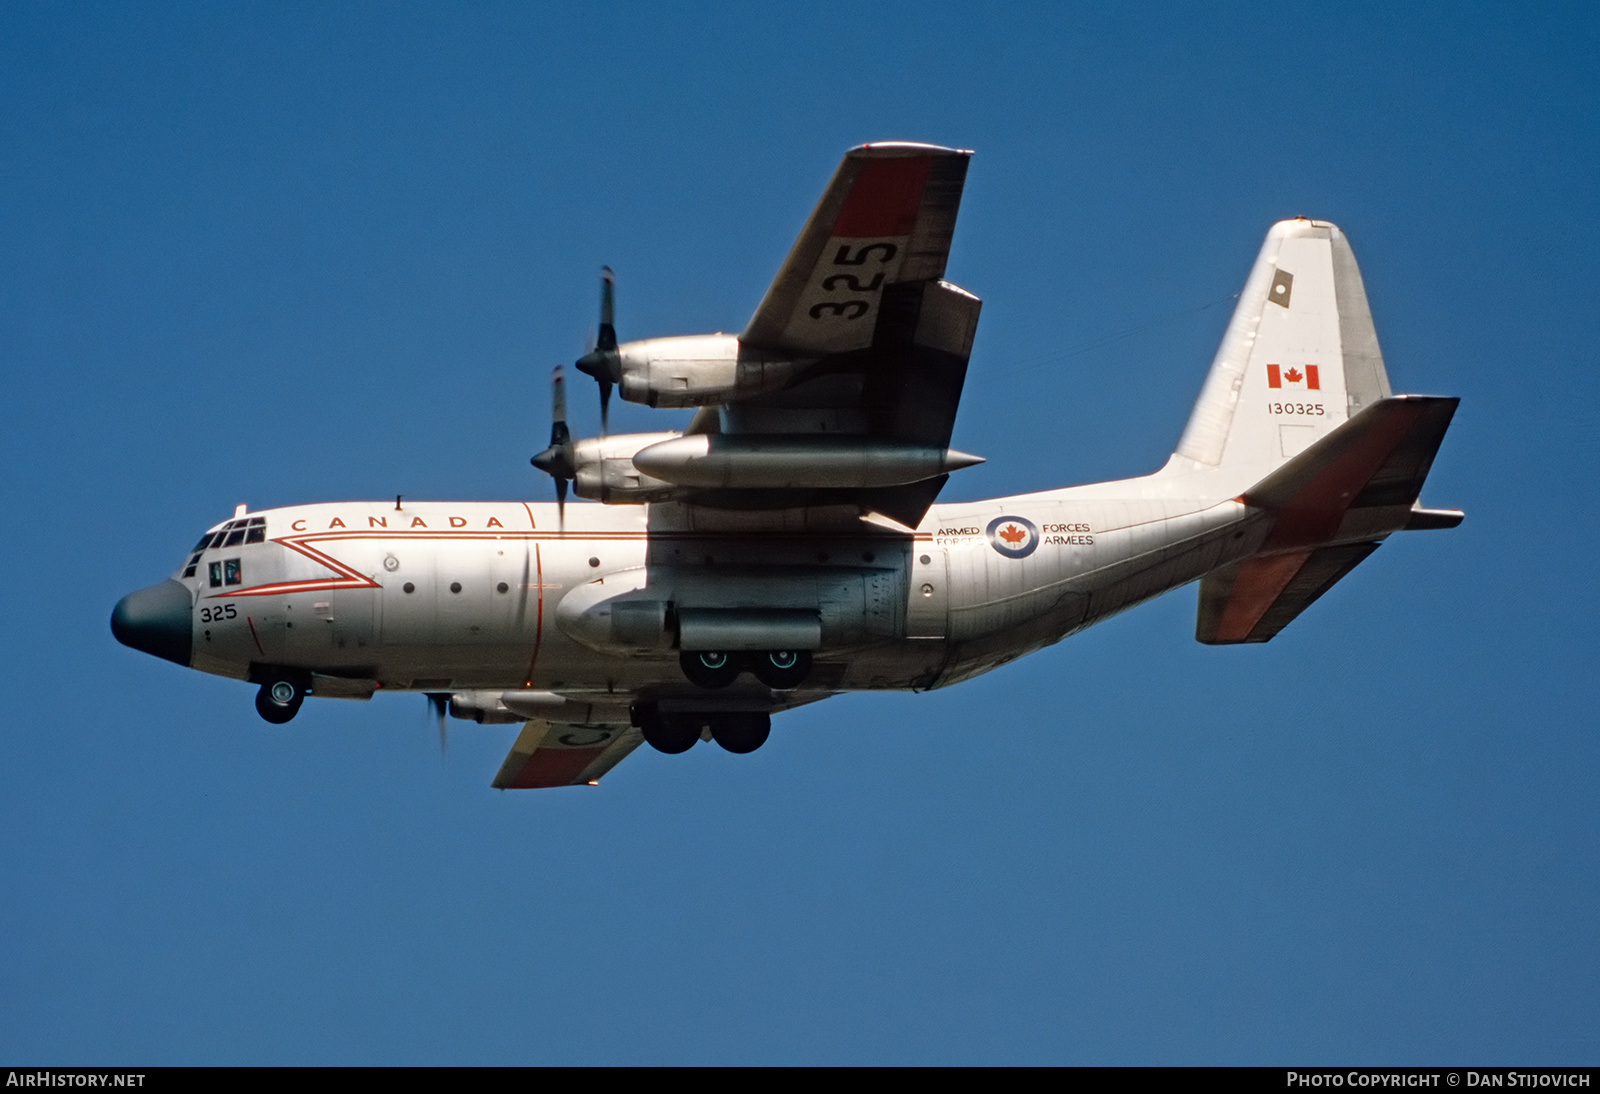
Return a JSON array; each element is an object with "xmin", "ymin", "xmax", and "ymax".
[
  {"xmin": 530, "ymin": 365, "xmax": 575, "ymax": 523},
  {"xmin": 573, "ymin": 266, "xmax": 619, "ymax": 433}
]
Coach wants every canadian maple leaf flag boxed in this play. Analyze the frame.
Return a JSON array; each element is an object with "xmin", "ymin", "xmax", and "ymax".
[{"xmin": 1267, "ymin": 364, "xmax": 1320, "ymax": 390}]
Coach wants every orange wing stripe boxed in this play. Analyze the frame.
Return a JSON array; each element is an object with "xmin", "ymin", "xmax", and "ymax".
[{"xmin": 832, "ymin": 155, "xmax": 932, "ymax": 238}]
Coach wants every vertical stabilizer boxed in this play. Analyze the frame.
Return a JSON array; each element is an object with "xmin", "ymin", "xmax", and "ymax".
[{"xmin": 1173, "ymin": 220, "xmax": 1391, "ymax": 487}]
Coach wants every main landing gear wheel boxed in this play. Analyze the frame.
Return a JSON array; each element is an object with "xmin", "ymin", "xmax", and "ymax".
[
  {"xmin": 255, "ymin": 676, "xmax": 305, "ymax": 724},
  {"xmin": 640, "ymin": 711, "xmax": 702, "ymax": 754},
  {"xmin": 680, "ymin": 650, "xmax": 741, "ymax": 689},
  {"xmin": 709, "ymin": 712, "xmax": 771, "ymax": 754},
  {"xmin": 750, "ymin": 650, "xmax": 811, "ymax": 690}
]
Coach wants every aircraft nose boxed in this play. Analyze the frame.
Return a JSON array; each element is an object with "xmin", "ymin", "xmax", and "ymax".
[{"xmin": 111, "ymin": 580, "xmax": 193, "ymax": 666}]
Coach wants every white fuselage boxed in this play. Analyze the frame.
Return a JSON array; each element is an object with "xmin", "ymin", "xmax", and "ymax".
[{"xmin": 173, "ymin": 474, "xmax": 1264, "ymax": 714}]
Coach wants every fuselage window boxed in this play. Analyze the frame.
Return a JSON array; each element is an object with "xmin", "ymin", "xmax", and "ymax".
[
  {"xmin": 224, "ymin": 559, "xmax": 242, "ymax": 586},
  {"xmin": 209, "ymin": 562, "xmax": 223, "ymax": 588}
]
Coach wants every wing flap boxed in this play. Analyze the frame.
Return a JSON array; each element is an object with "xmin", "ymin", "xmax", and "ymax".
[{"xmin": 492, "ymin": 720, "xmax": 644, "ymax": 789}]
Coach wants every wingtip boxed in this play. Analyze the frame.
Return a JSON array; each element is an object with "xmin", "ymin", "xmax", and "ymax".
[{"xmin": 852, "ymin": 141, "xmax": 973, "ymax": 158}]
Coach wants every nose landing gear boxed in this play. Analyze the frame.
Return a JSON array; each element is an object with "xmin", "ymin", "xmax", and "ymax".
[{"xmin": 254, "ymin": 673, "xmax": 306, "ymax": 724}]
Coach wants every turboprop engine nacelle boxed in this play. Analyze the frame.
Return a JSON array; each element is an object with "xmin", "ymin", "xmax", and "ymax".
[
  {"xmin": 571, "ymin": 432, "xmax": 681, "ymax": 504},
  {"xmin": 449, "ymin": 690, "xmax": 572, "ymax": 724},
  {"xmin": 632, "ymin": 434, "xmax": 984, "ymax": 490},
  {"xmin": 616, "ymin": 334, "xmax": 812, "ymax": 408}
]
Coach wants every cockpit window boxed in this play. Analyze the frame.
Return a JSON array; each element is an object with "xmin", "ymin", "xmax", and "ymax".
[
  {"xmin": 185, "ymin": 516, "xmax": 267, "ymax": 582},
  {"xmin": 192, "ymin": 517, "xmax": 266, "ymax": 557}
]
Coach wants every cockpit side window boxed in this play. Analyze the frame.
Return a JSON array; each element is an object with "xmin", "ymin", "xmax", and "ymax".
[{"xmin": 188, "ymin": 517, "xmax": 265, "ymax": 580}]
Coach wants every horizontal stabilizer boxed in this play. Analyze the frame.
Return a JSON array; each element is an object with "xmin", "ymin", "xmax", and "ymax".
[
  {"xmin": 1245, "ymin": 395, "xmax": 1459, "ymax": 550},
  {"xmin": 491, "ymin": 721, "xmax": 642, "ymax": 789},
  {"xmin": 1405, "ymin": 507, "xmax": 1465, "ymax": 531},
  {"xmin": 1196, "ymin": 394, "xmax": 1459, "ymax": 644},
  {"xmin": 1196, "ymin": 542, "xmax": 1380, "ymax": 644}
]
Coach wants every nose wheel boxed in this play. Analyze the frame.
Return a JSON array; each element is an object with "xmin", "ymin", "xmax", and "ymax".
[{"xmin": 255, "ymin": 676, "xmax": 305, "ymax": 724}]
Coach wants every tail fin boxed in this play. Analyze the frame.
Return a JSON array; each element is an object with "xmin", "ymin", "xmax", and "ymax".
[{"xmin": 1173, "ymin": 219, "xmax": 1392, "ymax": 489}]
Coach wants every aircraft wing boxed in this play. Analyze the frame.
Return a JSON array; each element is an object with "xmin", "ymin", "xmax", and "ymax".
[
  {"xmin": 698, "ymin": 144, "xmax": 981, "ymax": 527},
  {"xmin": 742, "ymin": 142, "xmax": 972, "ymax": 356},
  {"xmin": 491, "ymin": 720, "xmax": 643, "ymax": 789}
]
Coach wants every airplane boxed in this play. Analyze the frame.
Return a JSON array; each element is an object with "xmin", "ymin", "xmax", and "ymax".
[{"xmin": 111, "ymin": 142, "xmax": 1462, "ymax": 789}]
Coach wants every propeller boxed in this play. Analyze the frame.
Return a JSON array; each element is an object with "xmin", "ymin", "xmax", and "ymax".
[
  {"xmin": 530, "ymin": 365, "xmax": 575, "ymax": 525},
  {"xmin": 573, "ymin": 266, "xmax": 619, "ymax": 433},
  {"xmin": 425, "ymin": 692, "xmax": 450, "ymax": 759}
]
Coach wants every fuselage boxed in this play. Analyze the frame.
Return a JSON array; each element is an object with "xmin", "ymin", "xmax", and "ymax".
[{"xmin": 114, "ymin": 473, "xmax": 1264, "ymax": 720}]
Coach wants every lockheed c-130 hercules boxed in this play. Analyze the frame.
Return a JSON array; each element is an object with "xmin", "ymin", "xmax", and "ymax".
[{"xmin": 112, "ymin": 142, "xmax": 1462, "ymax": 789}]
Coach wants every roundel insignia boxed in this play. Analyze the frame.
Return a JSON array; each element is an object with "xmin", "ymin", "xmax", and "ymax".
[{"xmin": 986, "ymin": 515, "xmax": 1039, "ymax": 559}]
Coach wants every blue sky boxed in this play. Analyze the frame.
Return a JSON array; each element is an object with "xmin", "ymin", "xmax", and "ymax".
[{"xmin": 3, "ymin": 1, "xmax": 1596, "ymax": 1064}]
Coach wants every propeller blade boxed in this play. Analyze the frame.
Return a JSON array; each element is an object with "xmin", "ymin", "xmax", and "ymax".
[
  {"xmin": 596, "ymin": 266, "xmax": 616, "ymax": 352},
  {"xmin": 574, "ymin": 267, "xmax": 620, "ymax": 433},
  {"xmin": 425, "ymin": 692, "xmax": 449, "ymax": 760},
  {"xmin": 531, "ymin": 365, "xmax": 576, "ymax": 527},
  {"xmin": 550, "ymin": 361, "xmax": 567, "ymax": 430}
]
